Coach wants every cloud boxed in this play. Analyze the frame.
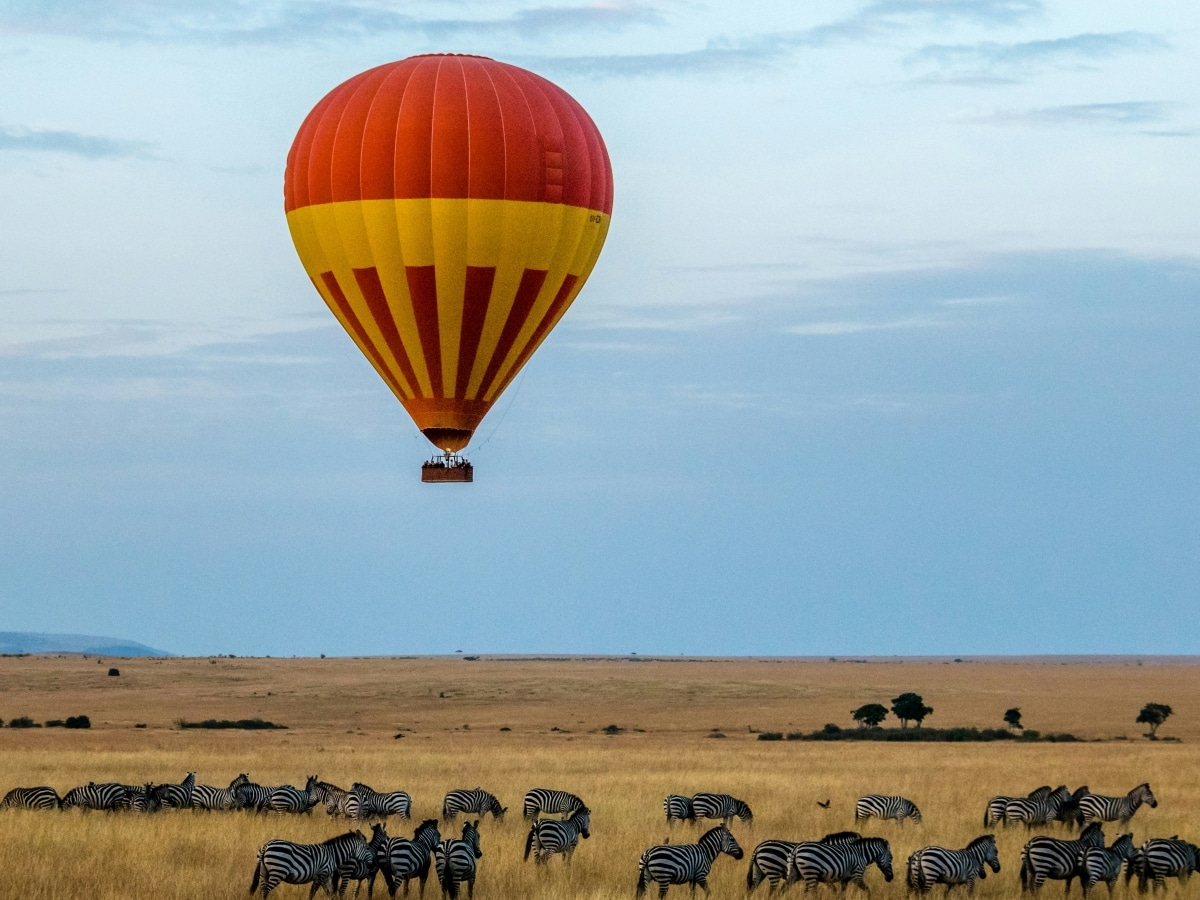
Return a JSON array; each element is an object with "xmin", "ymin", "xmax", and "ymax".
[
  {"xmin": 974, "ymin": 101, "xmax": 1175, "ymax": 127},
  {"xmin": 785, "ymin": 316, "xmax": 948, "ymax": 336},
  {"xmin": 0, "ymin": 126, "xmax": 155, "ymax": 159},
  {"xmin": 909, "ymin": 31, "xmax": 1168, "ymax": 84},
  {"xmin": 0, "ymin": 1, "xmax": 662, "ymax": 45}
]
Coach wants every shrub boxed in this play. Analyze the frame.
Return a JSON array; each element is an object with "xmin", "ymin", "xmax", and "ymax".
[
  {"xmin": 757, "ymin": 732, "xmax": 784, "ymax": 741},
  {"xmin": 603, "ymin": 724, "xmax": 623, "ymax": 734},
  {"xmin": 8, "ymin": 716, "xmax": 40, "ymax": 728},
  {"xmin": 65, "ymin": 716, "xmax": 91, "ymax": 729},
  {"xmin": 107, "ymin": 668, "xmax": 120, "ymax": 676},
  {"xmin": 45, "ymin": 719, "xmax": 65, "ymax": 727},
  {"xmin": 176, "ymin": 718, "xmax": 286, "ymax": 730}
]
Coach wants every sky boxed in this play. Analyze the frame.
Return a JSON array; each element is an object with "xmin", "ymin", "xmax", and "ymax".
[{"xmin": 1, "ymin": 1, "xmax": 1197, "ymax": 657}]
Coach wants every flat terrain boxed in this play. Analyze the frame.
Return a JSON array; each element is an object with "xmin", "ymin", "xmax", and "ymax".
[{"xmin": 0, "ymin": 655, "xmax": 1197, "ymax": 899}]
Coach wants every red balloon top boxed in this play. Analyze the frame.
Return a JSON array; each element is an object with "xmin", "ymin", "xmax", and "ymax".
[{"xmin": 284, "ymin": 54, "xmax": 613, "ymax": 216}]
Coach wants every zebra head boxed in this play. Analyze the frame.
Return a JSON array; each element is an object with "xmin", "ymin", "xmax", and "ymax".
[
  {"xmin": 489, "ymin": 798, "xmax": 507, "ymax": 820},
  {"xmin": 905, "ymin": 801, "xmax": 923, "ymax": 824},
  {"xmin": 1080, "ymin": 822, "xmax": 1106, "ymax": 848},
  {"xmin": 463, "ymin": 820, "xmax": 483, "ymax": 858},
  {"xmin": 415, "ymin": 819, "xmax": 442, "ymax": 849},
  {"xmin": 699, "ymin": 826, "xmax": 743, "ymax": 860},
  {"xmin": 370, "ymin": 823, "xmax": 390, "ymax": 851},
  {"xmin": 862, "ymin": 838, "xmax": 893, "ymax": 882},
  {"xmin": 735, "ymin": 799, "xmax": 754, "ymax": 825},
  {"xmin": 570, "ymin": 806, "xmax": 591, "ymax": 839},
  {"xmin": 1049, "ymin": 786, "xmax": 1072, "ymax": 807},
  {"xmin": 1111, "ymin": 834, "xmax": 1137, "ymax": 860},
  {"xmin": 229, "ymin": 773, "xmax": 250, "ymax": 789},
  {"xmin": 1134, "ymin": 783, "xmax": 1157, "ymax": 808},
  {"xmin": 970, "ymin": 835, "xmax": 1000, "ymax": 873}
]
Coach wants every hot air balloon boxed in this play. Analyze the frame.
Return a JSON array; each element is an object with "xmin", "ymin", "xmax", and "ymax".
[{"xmin": 284, "ymin": 54, "xmax": 613, "ymax": 482}]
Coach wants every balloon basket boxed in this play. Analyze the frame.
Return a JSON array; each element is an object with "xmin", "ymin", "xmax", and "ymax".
[{"xmin": 421, "ymin": 454, "xmax": 473, "ymax": 483}]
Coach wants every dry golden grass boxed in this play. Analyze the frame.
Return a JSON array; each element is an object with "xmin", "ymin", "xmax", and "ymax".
[{"xmin": 1, "ymin": 655, "xmax": 1197, "ymax": 900}]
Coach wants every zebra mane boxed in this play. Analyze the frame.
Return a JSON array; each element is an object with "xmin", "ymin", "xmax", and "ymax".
[
  {"xmin": 1080, "ymin": 822, "xmax": 1104, "ymax": 839},
  {"xmin": 820, "ymin": 831, "xmax": 862, "ymax": 843},
  {"xmin": 966, "ymin": 835, "xmax": 996, "ymax": 852},
  {"xmin": 415, "ymin": 819, "xmax": 440, "ymax": 838},
  {"xmin": 698, "ymin": 825, "xmax": 730, "ymax": 844},
  {"xmin": 1028, "ymin": 785, "xmax": 1052, "ymax": 798},
  {"xmin": 323, "ymin": 830, "xmax": 365, "ymax": 846},
  {"xmin": 1071, "ymin": 785, "xmax": 1090, "ymax": 799}
]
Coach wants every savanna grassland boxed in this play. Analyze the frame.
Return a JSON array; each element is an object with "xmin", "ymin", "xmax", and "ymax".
[{"xmin": 1, "ymin": 655, "xmax": 1197, "ymax": 900}]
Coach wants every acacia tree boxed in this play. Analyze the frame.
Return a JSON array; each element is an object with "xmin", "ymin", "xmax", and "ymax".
[
  {"xmin": 1004, "ymin": 708, "xmax": 1023, "ymax": 731},
  {"xmin": 852, "ymin": 703, "xmax": 889, "ymax": 729},
  {"xmin": 891, "ymin": 693, "xmax": 934, "ymax": 729},
  {"xmin": 1136, "ymin": 703, "xmax": 1173, "ymax": 738}
]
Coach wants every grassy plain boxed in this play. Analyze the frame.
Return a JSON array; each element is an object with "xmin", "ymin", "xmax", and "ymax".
[{"xmin": 0, "ymin": 655, "xmax": 1197, "ymax": 900}]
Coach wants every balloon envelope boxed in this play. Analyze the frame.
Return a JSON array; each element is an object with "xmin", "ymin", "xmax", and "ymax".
[{"xmin": 284, "ymin": 54, "xmax": 613, "ymax": 453}]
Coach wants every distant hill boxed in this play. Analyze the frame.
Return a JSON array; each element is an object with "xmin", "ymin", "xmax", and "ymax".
[{"xmin": 0, "ymin": 632, "xmax": 170, "ymax": 657}]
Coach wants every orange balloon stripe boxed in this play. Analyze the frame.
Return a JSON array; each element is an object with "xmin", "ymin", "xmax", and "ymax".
[
  {"xmin": 457, "ymin": 266, "xmax": 495, "ymax": 399},
  {"xmin": 404, "ymin": 266, "xmax": 444, "ymax": 398},
  {"xmin": 499, "ymin": 274, "xmax": 580, "ymax": 399},
  {"xmin": 319, "ymin": 271, "xmax": 409, "ymax": 398},
  {"xmin": 351, "ymin": 266, "xmax": 423, "ymax": 399}
]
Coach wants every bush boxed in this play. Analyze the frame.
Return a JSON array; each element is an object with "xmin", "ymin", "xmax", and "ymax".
[
  {"xmin": 757, "ymin": 732, "xmax": 784, "ymax": 741},
  {"xmin": 176, "ymin": 718, "xmax": 286, "ymax": 730},
  {"xmin": 45, "ymin": 719, "xmax": 65, "ymax": 727},
  {"xmin": 107, "ymin": 668, "xmax": 120, "ymax": 676},
  {"xmin": 65, "ymin": 715, "xmax": 91, "ymax": 729},
  {"xmin": 8, "ymin": 716, "xmax": 40, "ymax": 728},
  {"xmin": 822, "ymin": 723, "xmax": 842, "ymax": 734},
  {"xmin": 603, "ymin": 724, "xmax": 623, "ymax": 734}
]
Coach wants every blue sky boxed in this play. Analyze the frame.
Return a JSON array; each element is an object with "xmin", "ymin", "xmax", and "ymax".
[{"xmin": 1, "ymin": 1, "xmax": 1197, "ymax": 656}]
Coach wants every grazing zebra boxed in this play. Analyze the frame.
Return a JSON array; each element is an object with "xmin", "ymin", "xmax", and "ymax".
[
  {"xmin": 1078, "ymin": 833, "xmax": 1135, "ymax": 897},
  {"xmin": 1128, "ymin": 838, "xmax": 1199, "ymax": 893},
  {"xmin": 1, "ymin": 786, "xmax": 61, "ymax": 810},
  {"xmin": 786, "ymin": 836, "xmax": 894, "ymax": 892},
  {"xmin": 152, "ymin": 772, "xmax": 196, "ymax": 809},
  {"xmin": 305, "ymin": 779, "xmax": 349, "ymax": 816},
  {"xmin": 192, "ymin": 774, "xmax": 250, "ymax": 811},
  {"xmin": 664, "ymin": 795, "xmax": 695, "ymax": 825},
  {"xmin": 348, "ymin": 783, "xmax": 412, "ymax": 821},
  {"xmin": 747, "ymin": 832, "xmax": 862, "ymax": 892},
  {"xmin": 524, "ymin": 806, "xmax": 590, "ymax": 864},
  {"xmin": 692, "ymin": 793, "xmax": 753, "ymax": 827},
  {"xmin": 523, "ymin": 788, "xmax": 586, "ymax": 820},
  {"xmin": 906, "ymin": 835, "xmax": 999, "ymax": 894},
  {"xmin": 334, "ymin": 823, "xmax": 390, "ymax": 899},
  {"xmin": 1077, "ymin": 784, "xmax": 1157, "ymax": 827},
  {"xmin": 855, "ymin": 795, "xmax": 922, "ymax": 825},
  {"xmin": 61, "ymin": 782, "xmax": 130, "ymax": 811},
  {"xmin": 637, "ymin": 825, "xmax": 743, "ymax": 898},
  {"xmin": 1019, "ymin": 821, "xmax": 1105, "ymax": 893},
  {"xmin": 1005, "ymin": 786, "xmax": 1073, "ymax": 829},
  {"xmin": 250, "ymin": 832, "xmax": 357, "ymax": 899},
  {"xmin": 442, "ymin": 789, "xmax": 505, "ymax": 822},
  {"xmin": 379, "ymin": 819, "xmax": 441, "ymax": 899},
  {"xmin": 434, "ymin": 819, "xmax": 483, "ymax": 900},
  {"xmin": 985, "ymin": 786, "xmax": 1052, "ymax": 827}
]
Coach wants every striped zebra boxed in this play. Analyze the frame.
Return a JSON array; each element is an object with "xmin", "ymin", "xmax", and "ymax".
[
  {"xmin": 116, "ymin": 783, "xmax": 159, "ymax": 813},
  {"xmin": 348, "ymin": 783, "xmax": 412, "ymax": 821},
  {"xmin": 664, "ymin": 795, "xmax": 695, "ymax": 825},
  {"xmin": 237, "ymin": 781, "xmax": 276, "ymax": 812},
  {"xmin": 151, "ymin": 772, "xmax": 196, "ymax": 809},
  {"xmin": 1005, "ymin": 786, "xmax": 1072, "ymax": 829},
  {"xmin": 265, "ymin": 778, "xmax": 319, "ymax": 814},
  {"xmin": 1077, "ymin": 784, "xmax": 1157, "ymax": 827},
  {"xmin": 1128, "ymin": 838, "xmax": 1199, "ymax": 893},
  {"xmin": 747, "ymin": 832, "xmax": 861, "ymax": 893},
  {"xmin": 1057, "ymin": 787, "xmax": 1091, "ymax": 830},
  {"xmin": 434, "ymin": 819, "xmax": 483, "ymax": 900},
  {"xmin": 524, "ymin": 806, "xmax": 590, "ymax": 864},
  {"xmin": 692, "ymin": 793, "xmax": 753, "ymax": 827},
  {"xmin": 1078, "ymin": 833, "xmax": 1135, "ymax": 897},
  {"xmin": 308, "ymin": 780, "xmax": 351, "ymax": 816},
  {"xmin": 906, "ymin": 835, "xmax": 999, "ymax": 894},
  {"xmin": 1, "ymin": 786, "xmax": 61, "ymax": 810},
  {"xmin": 522, "ymin": 788, "xmax": 586, "ymax": 820},
  {"xmin": 442, "ymin": 788, "xmax": 505, "ymax": 821},
  {"xmin": 855, "ymin": 795, "xmax": 922, "ymax": 825},
  {"xmin": 985, "ymin": 786, "xmax": 1051, "ymax": 827},
  {"xmin": 786, "ymin": 836, "xmax": 894, "ymax": 892},
  {"xmin": 1019, "ymin": 821, "xmax": 1105, "ymax": 893},
  {"xmin": 334, "ymin": 823, "xmax": 390, "ymax": 899},
  {"xmin": 637, "ymin": 825, "xmax": 743, "ymax": 898},
  {"xmin": 379, "ymin": 819, "xmax": 440, "ymax": 899},
  {"xmin": 250, "ymin": 832, "xmax": 362, "ymax": 899},
  {"xmin": 192, "ymin": 773, "xmax": 250, "ymax": 811},
  {"xmin": 61, "ymin": 782, "xmax": 130, "ymax": 811}
]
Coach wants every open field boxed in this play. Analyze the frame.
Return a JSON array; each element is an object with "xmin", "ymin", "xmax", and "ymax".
[{"xmin": 1, "ymin": 656, "xmax": 1197, "ymax": 899}]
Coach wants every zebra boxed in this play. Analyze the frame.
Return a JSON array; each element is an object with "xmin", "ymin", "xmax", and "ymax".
[
  {"xmin": 855, "ymin": 795, "xmax": 922, "ymax": 825},
  {"xmin": 522, "ymin": 788, "xmax": 586, "ymax": 820},
  {"xmin": 434, "ymin": 819, "xmax": 483, "ymax": 900},
  {"xmin": 116, "ymin": 783, "xmax": 160, "ymax": 813},
  {"xmin": 985, "ymin": 786, "xmax": 1052, "ymax": 827},
  {"xmin": 442, "ymin": 788, "xmax": 505, "ymax": 822},
  {"xmin": 237, "ymin": 781, "xmax": 277, "ymax": 812},
  {"xmin": 308, "ymin": 779, "xmax": 351, "ymax": 816},
  {"xmin": 266, "ymin": 778, "xmax": 319, "ymax": 814},
  {"xmin": 1127, "ymin": 838, "xmax": 1199, "ymax": 893},
  {"xmin": 61, "ymin": 782, "xmax": 130, "ymax": 811},
  {"xmin": 1078, "ymin": 833, "xmax": 1135, "ymax": 897},
  {"xmin": 1, "ymin": 786, "xmax": 61, "ymax": 809},
  {"xmin": 379, "ymin": 819, "xmax": 441, "ymax": 899},
  {"xmin": 691, "ymin": 793, "xmax": 753, "ymax": 827},
  {"xmin": 192, "ymin": 774, "xmax": 250, "ymax": 811},
  {"xmin": 524, "ymin": 806, "xmax": 590, "ymax": 864},
  {"xmin": 1077, "ymin": 784, "xmax": 1157, "ymax": 827},
  {"xmin": 1057, "ymin": 787, "xmax": 1091, "ymax": 830},
  {"xmin": 151, "ymin": 771, "xmax": 196, "ymax": 809},
  {"xmin": 250, "ymin": 832, "xmax": 362, "ymax": 899},
  {"xmin": 349, "ymin": 783, "xmax": 412, "ymax": 821},
  {"xmin": 747, "ymin": 832, "xmax": 862, "ymax": 893},
  {"xmin": 334, "ymin": 823, "xmax": 390, "ymax": 900},
  {"xmin": 786, "ymin": 836, "xmax": 894, "ymax": 892},
  {"xmin": 906, "ymin": 835, "xmax": 999, "ymax": 894},
  {"xmin": 1019, "ymin": 821, "xmax": 1105, "ymax": 893},
  {"xmin": 1004, "ymin": 786, "xmax": 1073, "ymax": 829},
  {"xmin": 664, "ymin": 795, "xmax": 695, "ymax": 825},
  {"xmin": 637, "ymin": 825, "xmax": 744, "ymax": 898}
]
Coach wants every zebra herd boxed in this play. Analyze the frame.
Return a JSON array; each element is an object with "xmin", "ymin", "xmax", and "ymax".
[{"xmin": 4, "ymin": 775, "xmax": 1194, "ymax": 897}]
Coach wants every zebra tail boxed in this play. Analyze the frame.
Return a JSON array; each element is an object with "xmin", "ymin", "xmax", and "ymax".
[
  {"xmin": 636, "ymin": 855, "xmax": 649, "ymax": 897},
  {"xmin": 524, "ymin": 826, "xmax": 535, "ymax": 862},
  {"xmin": 747, "ymin": 857, "xmax": 760, "ymax": 891},
  {"xmin": 250, "ymin": 853, "xmax": 262, "ymax": 894}
]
